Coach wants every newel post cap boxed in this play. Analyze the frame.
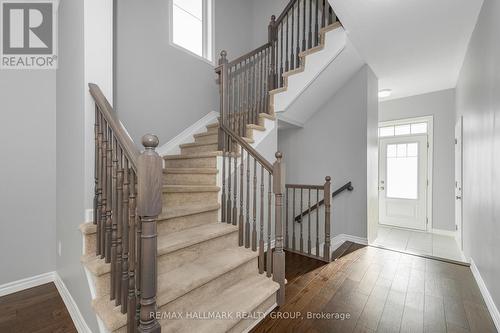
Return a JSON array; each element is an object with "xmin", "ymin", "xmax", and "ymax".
[
  {"xmin": 325, "ymin": 176, "xmax": 331, "ymax": 182},
  {"xmin": 275, "ymin": 151, "xmax": 283, "ymax": 160},
  {"xmin": 142, "ymin": 134, "xmax": 159, "ymax": 149}
]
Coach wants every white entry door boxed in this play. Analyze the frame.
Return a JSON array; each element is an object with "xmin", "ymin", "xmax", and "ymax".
[
  {"xmin": 455, "ymin": 117, "xmax": 463, "ymax": 250},
  {"xmin": 379, "ymin": 135, "xmax": 428, "ymax": 230}
]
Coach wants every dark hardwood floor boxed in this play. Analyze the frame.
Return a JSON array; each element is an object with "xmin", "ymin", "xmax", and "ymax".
[
  {"xmin": 252, "ymin": 243, "xmax": 497, "ymax": 333},
  {"xmin": 0, "ymin": 282, "xmax": 77, "ymax": 333}
]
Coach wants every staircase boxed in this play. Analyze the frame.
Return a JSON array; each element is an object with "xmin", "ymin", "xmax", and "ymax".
[{"xmin": 80, "ymin": 0, "xmax": 344, "ymax": 331}]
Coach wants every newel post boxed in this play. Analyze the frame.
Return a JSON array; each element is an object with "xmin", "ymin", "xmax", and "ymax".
[
  {"xmin": 268, "ymin": 15, "xmax": 277, "ymax": 91},
  {"xmin": 323, "ymin": 176, "xmax": 331, "ymax": 262},
  {"xmin": 272, "ymin": 152, "xmax": 286, "ymax": 306},
  {"xmin": 217, "ymin": 50, "xmax": 228, "ymax": 151},
  {"xmin": 137, "ymin": 134, "xmax": 162, "ymax": 333}
]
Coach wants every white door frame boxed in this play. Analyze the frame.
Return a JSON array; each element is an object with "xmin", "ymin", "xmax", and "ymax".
[
  {"xmin": 378, "ymin": 115, "xmax": 434, "ymax": 231},
  {"xmin": 455, "ymin": 116, "xmax": 464, "ymax": 251}
]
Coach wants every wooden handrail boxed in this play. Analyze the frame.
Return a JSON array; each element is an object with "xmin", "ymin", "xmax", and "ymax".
[
  {"xmin": 220, "ymin": 123, "xmax": 274, "ymax": 173},
  {"xmin": 227, "ymin": 43, "xmax": 272, "ymax": 67},
  {"xmin": 89, "ymin": 83, "xmax": 140, "ymax": 168},
  {"xmin": 276, "ymin": 0, "xmax": 298, "ymax": 24},
  {"xmin": 286, "ymin": 184, "xmax": 324, "ymax": 190},
  {"xmin": 294, "ymin": 181, "xmax": 353, "ymax": 222}
]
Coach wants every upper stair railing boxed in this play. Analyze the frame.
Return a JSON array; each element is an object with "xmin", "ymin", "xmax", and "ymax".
[
  {"xmin": 216, "ymin": 0, "xmax": 339, "ymax": 138},
  {"xmin": 90, "ymin": 83, "xmax": 162, "ymax": 333}
]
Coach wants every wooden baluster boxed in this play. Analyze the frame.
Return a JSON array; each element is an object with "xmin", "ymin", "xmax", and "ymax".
[
  {"xmin": 329, "ymin": 5, "xmax": 334, "ymax": 25},
  {"xmin": 110, "ymin": 136, "xmax": 118, "ymax": 300},
  {"xmin": 100, "ymin": 117, "xmax": 107, "ymax": 259},
  {"xmin": 238, "ymin": 63, "xmax": 243, "ymax": 135},
  {"xmin": 135, "ymin": 172, "xmax": 142, "ymax": 326},
  {"xmin": 296, "ymin": 1, "xmax": 301, "ymax": 66},
  {"xmin": 259, "ymin": 165, "xmax": 265, "ymax": 273},
  {"xmin": 245, "ymin": 149, "xmax": 251, "ymax": 248},
  {"xmin": 121, "ymin": 158, "xmax": 130, "ymax": 313},
  {"xmin": 266, "ymin": 172, "xmax": 272, "ymax": 277},
  {"xmin": 115, "ymin": 147, "xmax": 124, "ymax": 305},
  {"xmin": 252, "ymin": 158, "xmax": 257, "ymax": 251},
  {"xmin": 280, "ymin": 22, "xmax": 284, "ymax": 88},
  {"xmin": 323, "ymin": 176, "xmax": 331, "ymax": 261},
  {"xmin": 137, "ymin": 135, "xmax": 162, "ymax": 333},
  {"xmin": 292, "ymin": 189, "xmax": 296, "ymax": 251},
  {"xmin": 299, "ymin": 188, "xmax": 304, "ymax": 253},
  {"xmin": 218, "ymin": 51, "xmax": 228, "ymax": 222},
  {"xmin": 285, "ymin": 13, "xmax": 290, "ymax": 72},
  {"xmin": 307, "ymin": 189, "xmax": 311, "ymax": 255},
  {"xmin": 273, "ymin": 152, "xmax": 285, "ymax": 306},
  {"xmin": 316, "ymin": 189, "xmax": 320, "ymax": 256},
  {"xmin": 105, "ymin": 125, "xmax": 113, "ymax": 263},
  {"xmin": 302, "ymin": 0, "xmax": 306, "ymax": 51},
  {"xmin": 268, "ymin": 15, "xmax": 277, "ymax": 92},
  {"xmin": 94, "ymin": 106, "xmax": 99, "ymax": 251},
  {"xmin": 290, "ymin": 5, "xmax": 295, "ymax": 70},
  {"xmin": 239, "ymin": 145, "xmax": 244, "ymax": 246},
  {"xmin": 285, "ymin": 188, "xmax": 289, "ymax": 249},
  {"xmin": 232, "ymin": 142, "xmax": 238, "ymax": 226},
  {"xmin": 315, "ymin": 0, "xmax": 319, "ymax": 46},
  {"xmin": 322, "ymin": 0, "xmax": 326, "ymax": 28},
  {"xmin": 308, "ymin": 0, "xmax": 313, "ymax": 49},
  {"xmin": 127, "ymin": 170, "xmax": 137, "ymax": 332},
  {"xmin": 227, "ymin": 137, "xmax": 232, "ymax": 224},
  {"xmin": 96, "ymin": 109, "xmax": 103, "ymax": 256}
]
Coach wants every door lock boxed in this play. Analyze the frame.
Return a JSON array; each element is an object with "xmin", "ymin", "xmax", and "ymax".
[{"xmin": 456, "ymin": 196, "xmax": 462, "ymax": 200}]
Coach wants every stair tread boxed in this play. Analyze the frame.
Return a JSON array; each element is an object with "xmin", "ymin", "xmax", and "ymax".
[
  {"xmin": 247, "ymin": 124, "xmax": 265, "ymax": 131},
  {"xmin": 163, "ymin": 167, "xmax": 218, "ymax": 174},
  {"xmin": 180, "ymin": 142, "xmax": 217, "ymax": 148},
  {"xmin": 162, "ymin": 184, "xmax": 220, "ymax": 193},
  {"xmin": 159, "ymin": 203, "xmax": 220, "ymax": 220},
  {"xmin": 164, "ymin": 151, "xmax": 223, "ymax": 160},
  {"xmin": 161, "ymin": 274, "xmax": 279, "ymax": 332},
  {"xmin": 79, "ymin": 222, "xmax": 96, "ymax": 235},
  {"xmin": 158, "ymin": 222, "xmax": 237, "ymax": 256},
  {"xmin": 206, "ymin": 123, "xmax": 219, "ymax": 128},
  {"xmin": 81, "ymin": 254, "xmax": 110, "ymax": 276},
  {"xmin": 194, "ymin": 131, "xmax": 218, "ymax": 138},
  {"xmin": 157, "ymin": 246, "xmax": 259, "ymax": 306}
]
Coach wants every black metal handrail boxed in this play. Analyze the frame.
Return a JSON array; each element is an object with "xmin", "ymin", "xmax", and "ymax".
[{"xmin": 295, "ymin": 181, "xmax": 353, "ymax": 222}]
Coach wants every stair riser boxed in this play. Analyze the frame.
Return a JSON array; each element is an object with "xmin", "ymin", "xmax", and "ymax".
[
  {"xmin": 228, "ymin": 293, "xmax": 276, "ymax": 333},
  {"xmin": 92, "ymin": 272, "xmax": 111, "ymax": 298},
  {"xmin": 159, "ymin": 257, "xmax": 259, "ymax": 314},
  {"xmin": 158, "ymin": 231, "xmax": 239, "ymax": 275},
  {"xmin": 162, "ymin": 191, "xmax": 219, "ymax": 206},
  {"xmin": 84, "ymin": 233, "xmax": 97, "ymax": 256},
  {"xmin": 206, "ymin": 125, "xmax": 219, "ymax": 134},
  {"xmin": 181, "ymin": 144, "xmax": 218, "ymax": 155},
  {"xmin": 164, "ymin": 172, "xmax": 217, "ymax": 185},
  {"xmin": 194, "ymin": 134, "xmax": 218, "ymax": 145},
  {"xmin": 157, "ymin": 209, "xmax": 219, "ymax": 234},
  {"xmin": 164, "ymin": 156, "xmax": 217, "ymax": 168}
]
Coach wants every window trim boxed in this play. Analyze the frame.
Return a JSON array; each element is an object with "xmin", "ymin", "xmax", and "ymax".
[{"xmin": 168, "ymin": 0, "xmax": 215, "ymax": 65}]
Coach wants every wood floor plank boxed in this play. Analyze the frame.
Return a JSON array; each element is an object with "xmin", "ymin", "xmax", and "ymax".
[{"xmin": 252, "ymin": 243, "xmax": 496, "ymax": 333}]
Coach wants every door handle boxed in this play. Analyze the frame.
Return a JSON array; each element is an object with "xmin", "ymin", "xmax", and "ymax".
[{"xmin": 456, "ymin": 196, "xmax": 462, "ymax": 200}]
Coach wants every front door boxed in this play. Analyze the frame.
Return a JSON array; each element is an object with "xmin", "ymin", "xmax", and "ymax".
[{"xmin": 379, "ymin": 135, "xmax": 428, "ymax": 230}]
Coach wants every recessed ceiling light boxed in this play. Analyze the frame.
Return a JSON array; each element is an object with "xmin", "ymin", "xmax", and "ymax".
[{"xmin": 378, "ymin": 89, "xmax": 392, "ymax": 98}]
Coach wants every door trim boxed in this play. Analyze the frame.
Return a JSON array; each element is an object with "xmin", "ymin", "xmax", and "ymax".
[{"xmin": 378, "ymin": 115, "xmax": 434, "ymax": 231}]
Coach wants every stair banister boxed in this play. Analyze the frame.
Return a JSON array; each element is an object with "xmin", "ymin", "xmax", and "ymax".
[{"xmin": 90, "ymin": 83, "xmax": 162, "ymax": 333}]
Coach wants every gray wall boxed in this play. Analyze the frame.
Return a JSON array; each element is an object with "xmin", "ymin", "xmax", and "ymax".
[
  {"xmin": 455, "ymin": 0, "xmax": 500, "ymax": 313},
  {"xmin": 0, "ymin": 71, "xmax": 56, "ymax": 285},
  {"xmin": 56, "ymin": 0, "xmax": 99, "ymax": 330},
  {"xmin": 115, "ymin": 0, "xmax": 254, "ymax": 146},
  {"xmin": 278, "ymin": 66, "xmax": 378, "ymax": 239},
  {"xmin": 379, "ymin": 89, "xmax": 456, "ymax": 231}
]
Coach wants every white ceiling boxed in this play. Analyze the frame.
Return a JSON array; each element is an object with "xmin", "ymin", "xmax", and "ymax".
[{"xmin": 330, "ymin": 0, "xmax": 484, "ymax": 100}]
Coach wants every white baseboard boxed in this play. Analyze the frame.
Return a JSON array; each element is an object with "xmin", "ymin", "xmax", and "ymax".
[
  {"xmin": 84, "ymin": 209, "xmax": 93, "ymax": 223},
  {"xmin": 0, "ymin": 272, "xmax": 91, "ymax": 333},
  {"xmin": 430, "ymin": 228, "xmax": 457, "ymax": 238},
  {"xmin": 157, "ymin": 111, "xmax": 219, "ymax": 156},
  {"xmin": 0, "ymin": 272, "xmax": 54, "ymax": 297},
  {"xmin": 53, "ymin": 272, "xmax": 92, "ymax": 333},
  {"xmin": 470, "ymin": 259, "xmax": 500, "ymax": 331},
  {"xmin": 331, "ymin": 234, "xmax": 368, "ymax": 251}
]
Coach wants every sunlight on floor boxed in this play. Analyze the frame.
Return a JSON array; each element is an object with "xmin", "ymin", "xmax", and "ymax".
[{"xmin": 372, "ymin": 226, "xmax": 465, "ymax": 262}]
